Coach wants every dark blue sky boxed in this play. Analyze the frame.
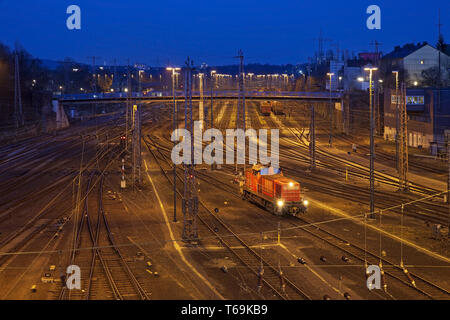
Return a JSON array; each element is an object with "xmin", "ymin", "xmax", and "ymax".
[{"xmin": 0, "ymin": 1, "xmax": 448, "ymax": 66}]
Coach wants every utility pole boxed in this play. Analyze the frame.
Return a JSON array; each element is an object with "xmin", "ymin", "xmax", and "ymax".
[
  {"xmin": 312, "ymin": 30, "xmax": 332, "ymax": 65},
  {"xmin": 199, "ymin": 73, "xmax": 205, "ymax": 131},
  {"xmin": 393, "ymin": 71, "xmax": 400, "ymax": 174},
  {"xmin": 182, "ymin": 57, "xmax": 198, "ymax": 243},
  {"xmin": 310, "ymin": 104, "xmax": 316, "ymax": 170},
  {"xmin": 235, "ymin": 49, "xmax": 246, "ymax": 173},
  {"xmin": 236, "ymin": 49, "xmax": 246, "ymax": 131},
  {"xmin": 447, "ymin": 142, "xmax": 450, "ymax": 238},
  {"xmin": 210, "ymin": 70, "xmax": 216, "ymax": 170},
  {"xmin": 126, "ymin": 59, "xmax": 131, "ymax": 151},
  {"xmin": 327, "ymin": 72, "xmax": 334, "ymax": 147},
  {"xmin": 365, "ymin": 65, "xmax": 378, "ymax": 219},
  {"xmin": 371, "ymin": 40, "xmax": 383, "ymax": 135},
  {"xmin": 437, "ymin": 9, "xmax": 442, "ymax": 91},
  {"xmin": 14, "ymin": 49, "xmax": 23, "ymax": 128},
  {"xmin": 399, "ymin": 83, "xmax": 409, "ymax": 191},
  {"xmin": 167, "ymin": 67, "xmax": 181, "ymax": 222},
  {"xmin": 132, "ymin": 104, "xmax": 141, "ymax": 189}
]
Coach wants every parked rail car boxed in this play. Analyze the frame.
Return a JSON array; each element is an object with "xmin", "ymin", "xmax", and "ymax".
[
  {"xmin": 241, "ymin": 165, "xmax": 308, "ymax": 216},
  {"xmin": 259, "ymin": 101, "xmax": 272, "ymax": 116}
]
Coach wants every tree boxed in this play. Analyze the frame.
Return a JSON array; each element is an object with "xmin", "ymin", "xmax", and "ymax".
[
  {"xmin": 98, "ymin": 74, "xmax": 113, "ymax": 92},
  {"xmin": 421, "ymin": 66, "xmax": 440, "ymax": 87}
]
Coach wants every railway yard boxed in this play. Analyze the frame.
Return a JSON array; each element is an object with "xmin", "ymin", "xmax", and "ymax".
[{"xmin": 0, "ymin": 100, "xmax": 449, "ymax": 300}]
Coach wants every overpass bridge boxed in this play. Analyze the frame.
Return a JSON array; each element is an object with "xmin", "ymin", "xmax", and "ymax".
[{"xmin": 57, "ymin": 90, "xmax": 344, "ymax": 106}]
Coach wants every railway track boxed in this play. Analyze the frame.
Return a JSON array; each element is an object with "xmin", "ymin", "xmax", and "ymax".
[
  {"xmin": 333, "ymin": 133, "xmax": 447, "ymax": 176},
  {"xmin": 284, "ymin": 215, "xmax": 450, "ymax": 300},
  {"xmin": 144, "ymin": 134, "xmax": 312, "ymax": 300},
  {"xmin": 145, "ymin": 131, "xmax": 449, "ymax": 300},
  {"xmin": 59, "ymin": 172, "xmax": 150, "ymax": 300},
  {"xmin": 149, "ymin": 120, "xmax": 450, "ymax": 227}
]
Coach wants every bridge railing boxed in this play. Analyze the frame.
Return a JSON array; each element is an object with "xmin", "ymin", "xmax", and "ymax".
[{"xmin": 58, "ymin": 90, "xmax": 343, "ymax": 101}]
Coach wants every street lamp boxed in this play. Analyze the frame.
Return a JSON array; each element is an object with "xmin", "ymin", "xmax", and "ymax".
[
  {"xmin": 327, "ymin": 72, "xmax": 335, "ymax": 147},
  {"xmin": 137, "ymin": 70, "xmax": 144, "ymax": 96},
  {"xmin": 210, "ymin": 70, "xmax": 216, "ymax": 130},
  {"xmin": 166, "ymin": 66, "xmax": 181, "ymax": 223},
  {"xmin": 364, "ymin": 65, "xmax": 378, "ymax": 219}
]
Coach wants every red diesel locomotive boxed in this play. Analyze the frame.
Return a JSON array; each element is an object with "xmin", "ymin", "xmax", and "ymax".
[
  {"xmin": 259, "ymin": 101, "xmax": 272, "ymax": 116},
  {"xmin": 241, "ymin": 165, "xmax": 308, "ymax": 216}
]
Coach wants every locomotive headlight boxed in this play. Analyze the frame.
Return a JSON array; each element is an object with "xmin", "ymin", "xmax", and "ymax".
[
  {"xmin": 303, "ymin": 200, "xmax": 309, "ymax": 206},
  {"xmin": 277, "ymin": 200, "xmax": 284, "ymax": 207}
]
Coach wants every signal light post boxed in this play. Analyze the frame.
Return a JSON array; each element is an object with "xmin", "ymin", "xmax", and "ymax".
[{"xmin": 121, "ymin": 158, "xmax": 126, "ymax": 189}]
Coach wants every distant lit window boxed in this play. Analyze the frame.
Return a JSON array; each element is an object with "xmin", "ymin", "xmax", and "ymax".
[
  {"xmin": 420, "ymin": 60, "xmax": 424, "ymax": 65},
  {"xmin": 406, "ymin": 96, "xmax": 424, "ymax": 105}
]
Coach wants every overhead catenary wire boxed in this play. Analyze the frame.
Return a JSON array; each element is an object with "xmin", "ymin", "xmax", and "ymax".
[{"xmin": 1, "ymin": 189, "xmax": 449, "ymax": 259}]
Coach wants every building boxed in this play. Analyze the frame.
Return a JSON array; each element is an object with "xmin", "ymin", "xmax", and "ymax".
[
  {"xmin": 342, "ymin": 53, "xmax": 380, "ymax": 92},
  {"xmin": 328, "ymin": 60, "xmax": 344, "ymax": 91},
  {"xmin": 383, "ymin": 43, "xmax": 450, "ymax": 87},
  {"xmin": 384, "ymin": 88, "xmax": 450, "ymax": 154}
]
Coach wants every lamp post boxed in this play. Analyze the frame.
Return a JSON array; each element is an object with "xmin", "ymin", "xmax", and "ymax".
[
  {"xmin": 327, "ymin": 72, "xmax": 335, "ymax": 147},
  {"xmin": 364, "ymin": 65, "xmax": 378, "ymax": 219},
  {"xmin": 167, "ymin": 67, "xmax": 181, "ymax": 222},
  {"xmin": 138, "ymin": 70, "xmax": 144, "ymax": 96},
  {"xmin": 210, "ymin": 70, "xmax": 216, "ymax": 129}
]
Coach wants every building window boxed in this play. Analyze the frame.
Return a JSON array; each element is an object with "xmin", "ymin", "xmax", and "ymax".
[{"xmin": 420, "ymin": 60, "xmax": 424, "ymax": 65}]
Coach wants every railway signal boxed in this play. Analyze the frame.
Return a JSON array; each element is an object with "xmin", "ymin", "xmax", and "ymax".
[{"xmin": 121, "ymin": 158, "xmax": 126, "ymax": 189}]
